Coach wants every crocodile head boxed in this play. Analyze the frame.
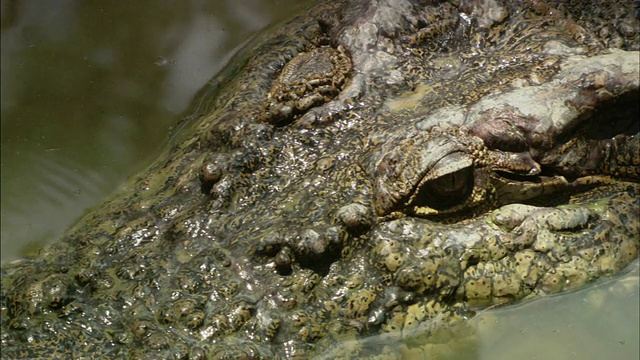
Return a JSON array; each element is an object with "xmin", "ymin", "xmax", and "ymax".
[{"xmin": 1, "ymin": 0, "xmax": 638, "ymax": 358}]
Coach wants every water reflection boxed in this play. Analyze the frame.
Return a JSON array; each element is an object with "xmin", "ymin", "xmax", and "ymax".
[
  {"xmin": 1, "ymin": 0, "xmax": 310, "ymax": 260},
  {"xmin": 320, "ymin": 262, "xmax": 639, "ymax": 360},
  {"xmin": 470, "ymin": 262, "xmax": 639, "ymax": 360}
]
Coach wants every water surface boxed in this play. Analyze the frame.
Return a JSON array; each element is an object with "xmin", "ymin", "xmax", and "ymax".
[
  {"xmin": 1, "ymin": 0, "xmax": 309, "ymax": 260},
  {"xmin": 321, "ymin": 262, "xmax": 639, "ymax": 360}
]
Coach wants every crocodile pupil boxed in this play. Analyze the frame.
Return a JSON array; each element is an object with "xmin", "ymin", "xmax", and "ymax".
[{"xmin": 412, "ymin": 166, "xmax": 473, "ymax": 210}]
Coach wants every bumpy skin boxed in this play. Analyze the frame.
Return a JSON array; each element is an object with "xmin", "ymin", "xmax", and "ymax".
[{"xmin": 2, "ymin": 0, "xmax": 639, "ymax": 358}]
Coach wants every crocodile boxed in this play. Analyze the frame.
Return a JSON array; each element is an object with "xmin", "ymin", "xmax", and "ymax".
[{"xmin": 1, "ymin": 0, "xmax": 639, "ymax": 358}]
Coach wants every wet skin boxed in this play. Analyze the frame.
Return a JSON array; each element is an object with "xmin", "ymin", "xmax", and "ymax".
[{"xmin": 1, "ymin": 0, "xmax": 639, "ymax": 358}]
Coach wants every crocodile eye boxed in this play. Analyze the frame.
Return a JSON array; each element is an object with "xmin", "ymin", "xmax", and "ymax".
[
  {"xmin": 410, "ymin": 165, "xmax": 474, "ymax": 210},
  {"xmin": 372, "ymin": 133, "xmax": 483, "ymax": 216}
]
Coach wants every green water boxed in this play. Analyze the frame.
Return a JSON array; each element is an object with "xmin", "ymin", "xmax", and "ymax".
[
  {"xmin": 320, "ymin": 262, "xmax": 639, "ymax": 360},
  {"xmin": 469, "ymin": 262, "xmax": 638, "ymax": 360},
  {"xmin": 1, "ymin": 2, "xmax": 637, "ymax": 359},
  {"xmin": 1, "ymin": 0, "xmax": 309, "ymax": 261}
]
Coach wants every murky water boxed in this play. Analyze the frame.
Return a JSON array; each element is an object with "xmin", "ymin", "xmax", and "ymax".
[
  {"xmin": 469, "ymin": 262, "xmax": 638, "ymax": 360},
  {"xmin": 1, "ymin": 1, "xmax": 637, "ymax": 359},
  {"xmin": 320, "ymin": 262, "xmax": 639, "ymax": 360},
  {"xmin": 1, "ymin": 0, "xmax": 310, "ymax": 260}
]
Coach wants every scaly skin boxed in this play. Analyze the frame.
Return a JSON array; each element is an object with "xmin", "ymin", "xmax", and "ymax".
[{"xmin": 1, "ymin": 0, "xmax": 639, "ymax": 358}]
